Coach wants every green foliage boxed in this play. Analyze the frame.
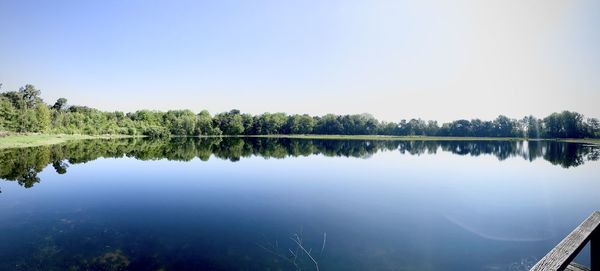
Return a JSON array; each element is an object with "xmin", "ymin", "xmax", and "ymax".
[
  {"xmin": 0, "ymin": 84, "xmax": 599, "ymax": 139},
  {"xmin": 52, "ymin": 97, "xmax": 67, "ymax": 110},
  {"xmin": 19, "ymin": 84, "xmax": 42, "ymax": 108},
  {"xmin": 213, "ymin": 110, "xmax": 245, "ymax": 135},
  {"xmin": 142, "ymin": 125, "xmax": 170, "ymax": 138},
  {"xmin": 542, "ymin": 111, "xmax": 586, "ymax": 138},
  {"xmin": 250, "ymin": 112, "xmax": 287, "ymax": 134},
  {"xmin": 285, "ymin": 114, "xmax": 316, "ymax": 134},
  {"xmin": 314, "ymin": 114, "xmax": 342, "ymax": 134},
  {"xmin": 195, "ymin": 110, "xmax": 220, "ymax": 135},
  {"xmin": 0, "ymin": 96, "xmax": 17, "ymax": 130},
  {"xmin": 164, "ymin": 110, "xmax": 197, "ymax": 135},
  {"xmin": 34, "ymin": 103, "xmax": 51, "ymax": 132}
]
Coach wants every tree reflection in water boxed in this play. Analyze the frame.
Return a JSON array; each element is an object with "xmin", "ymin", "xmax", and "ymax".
[{"xmin": 0, "ymin": 137, "xmax": 598, "ymax": 188}]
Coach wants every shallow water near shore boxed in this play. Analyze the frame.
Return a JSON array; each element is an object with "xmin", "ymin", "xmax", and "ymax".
[{"xmin": 0, "ymin": 138, "xmax": 599, "ymax": 270}]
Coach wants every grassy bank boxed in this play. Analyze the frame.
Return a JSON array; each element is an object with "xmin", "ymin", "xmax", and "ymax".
[{"xmin": 0, "ymin": 133, "xmax": 138, "ymax": 149}]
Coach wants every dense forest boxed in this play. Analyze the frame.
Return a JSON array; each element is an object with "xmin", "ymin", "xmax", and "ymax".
[{"xmin": 1, "ymin": 84, "xmax": 599, "ymax": 138}]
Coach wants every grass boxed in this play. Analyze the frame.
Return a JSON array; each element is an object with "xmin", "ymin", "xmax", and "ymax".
[{"xmin": 0, "ymin": 133, "xmax": 138, "ymax": 149}]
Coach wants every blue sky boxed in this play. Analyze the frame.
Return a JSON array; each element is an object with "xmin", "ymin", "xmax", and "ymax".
[{"xmin": 1, "ymin": 0, "xmax": 599, "ymax": 121}]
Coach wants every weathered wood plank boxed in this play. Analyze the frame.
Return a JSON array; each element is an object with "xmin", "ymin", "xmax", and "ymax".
[
  {"xmin": 591, "ymin": 229, "xmax": 599, "ymax": 270},
  {"xmin": 530, "ymin": 211, "xmax": 600, "ymax": 271},
  {"xmin": 565, "ymin": 263, "xmax": 590, "ymax": 271}
]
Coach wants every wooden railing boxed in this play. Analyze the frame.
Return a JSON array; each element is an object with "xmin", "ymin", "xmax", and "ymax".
[{"xmin": 531, "ymin": 211, "xmax": 600, "ymax": 271}]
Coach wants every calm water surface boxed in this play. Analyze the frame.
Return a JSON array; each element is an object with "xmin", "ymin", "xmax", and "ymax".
[{"xmin": 0, "ymin": 138, "xmax": 599, "ymax": 270}]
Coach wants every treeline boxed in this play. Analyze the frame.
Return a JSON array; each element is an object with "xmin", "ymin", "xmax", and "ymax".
[{"xmin": 1, "ymin": 84, "xmax": 599, "ymax": 138}]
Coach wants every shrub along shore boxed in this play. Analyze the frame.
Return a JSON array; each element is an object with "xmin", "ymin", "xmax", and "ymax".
[{"xmin": 1, "ymin": 84, "xmax": 599, "ymax": 141}]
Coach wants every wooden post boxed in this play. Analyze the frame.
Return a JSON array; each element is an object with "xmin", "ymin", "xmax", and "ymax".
[{"xmin": 592, "ymin": 229, "xmax": 599, "ymax": 270}]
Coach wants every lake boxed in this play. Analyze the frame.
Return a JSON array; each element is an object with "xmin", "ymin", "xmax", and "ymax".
[{"xmin": 0, "ymin": 138, "xmax": 599, "ymax": 270}]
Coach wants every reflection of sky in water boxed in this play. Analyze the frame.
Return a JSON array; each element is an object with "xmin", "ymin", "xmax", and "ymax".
[{"xmin": 0, "ymin": 144, "xmax": 599, "ymax": 270}]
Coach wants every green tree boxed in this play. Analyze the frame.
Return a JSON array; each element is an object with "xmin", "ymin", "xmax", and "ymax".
[
  {"xmin": 586, "ymin": 118, "xmax": 600, "ymax": 138},
  {"xmin": 315, "ymin": 114, "xmax": 343, "ymax": 134},
  {"xmin": 19, "ymin": 84, "xmax": 42, "ymax": 108},
  {"xmin": 52, "ymin": 98, "xmax": 68, "ymax": 110},
  {"xmin": 524, "ymin": 116, "xmax": 542, "ymax": 138},
  {"xmin": 195, "ymin": 110, "xmax": 220, "ymax": 135},
  {"xmin": 0, "ymin": 96, "xmax": 17, "ymax": 131},
  {"xmin": 493, "ymin": 115, "xmax": 516, "ymax": 137},
  {"xmin": 214, "ymin": 110, "xmax": 244, "ymax": 135},
  {"xmin": 34, "ymin": 103, "xmax": 51, "ymax": 132},
  {"xmin": 143, "ymin": 125, "xmax": 170, "ymax": 138},
  {"xmin": 285, "ymin": 114, "xmax": 315, "ymax": 134}
]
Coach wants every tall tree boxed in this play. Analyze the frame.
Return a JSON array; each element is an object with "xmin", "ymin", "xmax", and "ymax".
[
  {"xmin": 214, "ymin": 110, "xmax": 244, "ymax": 135},
  {"xmin": 0, "ymin": 96, "xmax": 17, "ymax": 130},
  {"xmin": 19, "ymin": 84, "xmax": 42, "ymax": 108},
  {"xmin": 52, "ymin": 98, "xmax": 68, "ymax": 110}
]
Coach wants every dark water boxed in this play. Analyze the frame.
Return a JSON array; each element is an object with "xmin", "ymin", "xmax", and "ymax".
[{"xmin": 0, "ymin": 138, "xmax": 598, "ymax": 271}]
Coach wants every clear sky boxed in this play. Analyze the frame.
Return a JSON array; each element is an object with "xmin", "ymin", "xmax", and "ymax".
[{"xmin": 1, "ymin": 0, "xmax": 598, "ymax": 122}]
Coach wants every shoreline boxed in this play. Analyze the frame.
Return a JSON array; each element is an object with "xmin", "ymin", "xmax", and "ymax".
[
  {"xmin": 242, "ymin": 134, "xmax": 600, "ymax": 145},
  {"xmin": 1, "ymin": 133, "xmax": 599, "ymax": 149},
  {"xmin": 242, "ymin": 134, "xmax": 523, "ymax": 141},
  {"xmin": 0, "ymin": 133, "xmax": 141, "ymax": 149}
]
